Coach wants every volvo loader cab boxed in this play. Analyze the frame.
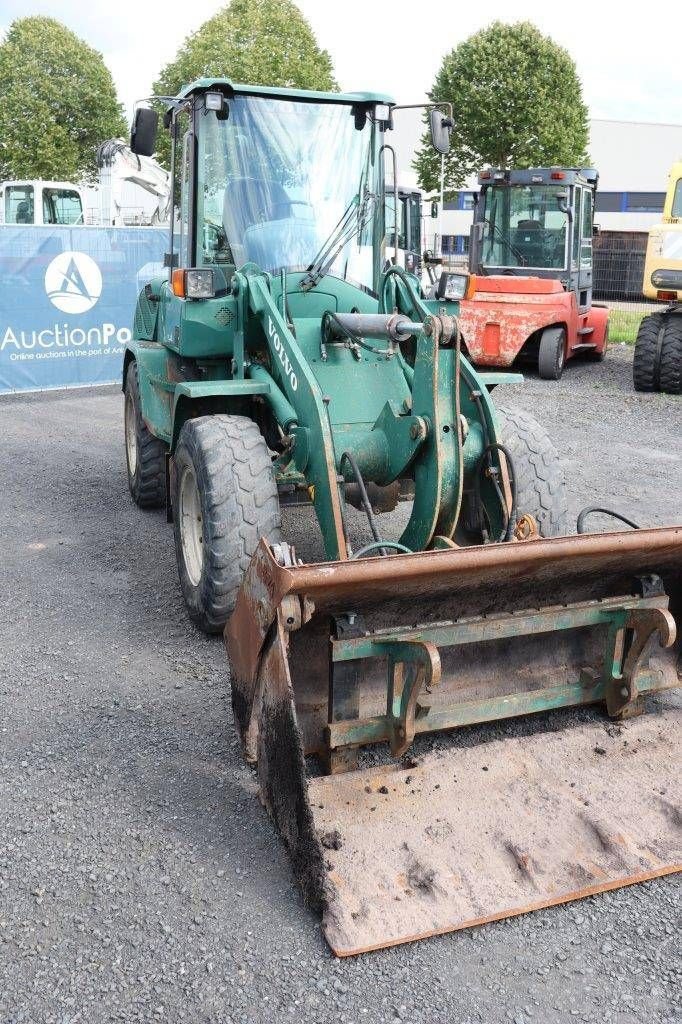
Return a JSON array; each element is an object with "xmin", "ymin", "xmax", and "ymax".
[{"xmin": 451, "ymin": 167, "xmax": 609, "ymax": 378}]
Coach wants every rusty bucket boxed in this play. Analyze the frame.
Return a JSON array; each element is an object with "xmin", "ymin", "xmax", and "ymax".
[{"xmin": 226, "ymin": 527, "xmax": 681, "ymax": 955}]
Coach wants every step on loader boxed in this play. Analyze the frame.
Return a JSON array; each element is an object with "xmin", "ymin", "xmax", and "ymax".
[{"xmin": 123, "ymin": 80, "xmax": 681, "ymax": 955}]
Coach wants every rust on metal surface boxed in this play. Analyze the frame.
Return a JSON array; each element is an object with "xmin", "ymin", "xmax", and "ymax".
[
  {"xmin": 458, "ymin": 293, "xmax": 571, "ymax": 366},
  {"xmin": 223, "ymin": 525, "xmax": 682, "ymax": 953},
  {"xmin": 312, "ymin": 707, "xmax": 682, "ymax": 955}
]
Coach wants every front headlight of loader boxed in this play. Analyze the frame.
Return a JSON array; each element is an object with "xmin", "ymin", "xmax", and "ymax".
[
  {"xmin": 171, "ymin": 268, "xmax": 216, "ymax": 299},
  {"xmin": 185, "ymin": 269, "xmax": 215, "ymax": 299},
  {"xmin": 437, "ymin": 271, "xmax": 475, "ymax": 302}
]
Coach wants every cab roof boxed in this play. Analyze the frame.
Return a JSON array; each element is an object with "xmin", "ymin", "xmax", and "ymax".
[{"xmin": 178, "ymin": 77, "xmax": 394, "ymax": 107}]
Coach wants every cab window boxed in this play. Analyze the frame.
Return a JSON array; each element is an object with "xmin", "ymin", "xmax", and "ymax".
[
  {"xmin": 42, "ymin": 188, "xmax": 84, "ymax": 225},
  {"xmin": 672, "ymin": 179, "xmax": 682, "ymax": 218},
  {"xmin": 5, "ymin": 184, "xmax": 34, "ymax": 224},
  {"xmin": 572, "ymin": 187, "xmax": 582, "ymax": 266},
  {"xmin": 580, "ymin": 188, "xmax": 593, "ymax": 267}
]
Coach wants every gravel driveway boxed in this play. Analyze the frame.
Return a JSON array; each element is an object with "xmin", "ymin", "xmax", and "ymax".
[{"xmin": 0, "ymin": 343, "xmax": 680, "ymax": 1024}]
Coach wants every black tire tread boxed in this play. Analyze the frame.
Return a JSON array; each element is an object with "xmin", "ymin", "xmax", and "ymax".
[
  {"xmin": 659, "ymin": 317, "xmax": 682, "ymax": 394},
  {"xmin": 173, "ymin": 414, "xmax": 281, "ymax": 634},
  {"xmin": 538, "ymin": 326, "xmax": 566, "ymax": 380},
  {"xmin": 496, "ymin": 404, "xmax": 569, "ymax": 537},
  {"xmin": 632, "ymin": 313, "xmax": 664, "ymax": 392},
  {"xmin": 125, "ymin": 362, "xmax": 166, "ymax": 509}
]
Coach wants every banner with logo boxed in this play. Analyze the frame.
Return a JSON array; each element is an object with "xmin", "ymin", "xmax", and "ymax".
[{"xmin": 0, "ymin": 225, "xmax": 167, "ymax": 394}]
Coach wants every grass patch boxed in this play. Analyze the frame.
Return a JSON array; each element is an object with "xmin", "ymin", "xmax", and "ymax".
[{"xmin": 607, "ymin": 309, "xmax": 646, "ymax": 344}]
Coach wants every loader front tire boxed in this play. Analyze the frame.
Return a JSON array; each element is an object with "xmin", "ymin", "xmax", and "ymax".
[
  {"xmin": 172, "ymin": 415, "xmax": 282, "ymax": 634},
  {"xmin": 124, "ymin": 361, "xmax": 166, "ymax": 509},
  {"xmin": 496, "ymin": 404, "xmax": 568, "ymax": 537}
]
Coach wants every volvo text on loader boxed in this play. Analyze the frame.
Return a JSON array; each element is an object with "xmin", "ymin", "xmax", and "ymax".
[{"xmin": 122, "ymin": 80, "xmax": 681, "ymax": 955}]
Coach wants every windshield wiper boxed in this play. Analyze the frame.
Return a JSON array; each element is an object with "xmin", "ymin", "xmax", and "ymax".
[
  {"xmin": 484, "ymin": 217, "xmax": 527, "ymax": 267},
  {"xmin": 301, "ymin": 188, "xmax": 377, "ymax": 292}
]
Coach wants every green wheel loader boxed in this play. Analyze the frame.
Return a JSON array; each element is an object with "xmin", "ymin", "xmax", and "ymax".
[{"xmin": 123, "ymin": 80, "xmax": 681, "ymax": 955}]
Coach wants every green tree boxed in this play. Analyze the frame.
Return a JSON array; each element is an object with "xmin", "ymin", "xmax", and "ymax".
[
  {"xmin": 415, "ymin": 21, "xmax": 589, "ymax": 194},
  {"xmin": 0, "ymin": 16, "xmax": 127, "ymax": 182},
  {"xmin": 152, "ymin": 0, "xmax": 337, "ymax": 166}
]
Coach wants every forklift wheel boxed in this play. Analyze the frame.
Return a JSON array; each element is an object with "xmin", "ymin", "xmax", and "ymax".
[
  {"xmin": 537, "ymin": 326, "xmax": 566, "ymax": 380},
  {"xmin": 124, "ymin": 361, "xmax": 167, "ymax": 509},
  {"xmin": 172, "ymin": 415, "xmax": 282, "ymax": 634}
]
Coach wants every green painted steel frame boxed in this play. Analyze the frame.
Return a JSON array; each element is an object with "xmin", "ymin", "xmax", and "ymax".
[{"xmin": 324, "ymin": 593, "xmax": 673, "ymax": 753}]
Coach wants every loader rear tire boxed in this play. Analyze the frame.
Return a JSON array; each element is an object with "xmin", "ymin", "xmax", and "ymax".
[
  {"xmin": 172, "ymin": 415, "xmax": 282, "ymax": 634},
  {"xmin": 124, "ymin": 361, "xmax": 166, "ymax": 509},
  {"xmin": 632, "ymin": 313, "xmax": 664, "ymax": 391},
  {"xmin": 496, "ymin": 404, "xmax": 568, "ymax": 537}
]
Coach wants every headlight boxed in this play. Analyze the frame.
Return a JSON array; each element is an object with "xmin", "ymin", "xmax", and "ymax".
[
  {"xmin": 185, "ymin": 269, "xmax": 215, "ymax": 299},
  {"xmin": 437, "ymin": 272, "xmax": 473, "ymax": 302}
]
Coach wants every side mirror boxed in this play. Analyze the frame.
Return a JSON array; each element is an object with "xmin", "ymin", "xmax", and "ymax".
[
  {"xmin": 131, "ymin": 107, "xmax": 159, "ymax": 157},
  {"xmin": 593, "ymin": 223, "xmax": 601, "ymax": 236},
  {"xmin": 429, "ymin": 108, "xmax": 452, "ymax": 155}
]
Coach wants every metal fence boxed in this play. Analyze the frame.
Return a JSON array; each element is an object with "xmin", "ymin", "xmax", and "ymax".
[{"xmin": 592, "ymin": 233, "xmax": 657, "ymax": 343}]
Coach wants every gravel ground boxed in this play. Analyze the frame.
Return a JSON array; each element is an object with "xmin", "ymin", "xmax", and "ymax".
[{"xmin": 0, "ymin": 343, "xmax": 680, "ymax": 1024}]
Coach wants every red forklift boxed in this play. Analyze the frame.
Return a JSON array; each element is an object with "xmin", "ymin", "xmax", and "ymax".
[{"xmin": 441, "ymin": 167, "xmax": 609, "ymax": 379}]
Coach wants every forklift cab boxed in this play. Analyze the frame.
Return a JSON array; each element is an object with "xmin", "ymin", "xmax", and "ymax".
[{"xmin": 470, "ymin": 167, "xmax": 599, "ymax": 311}]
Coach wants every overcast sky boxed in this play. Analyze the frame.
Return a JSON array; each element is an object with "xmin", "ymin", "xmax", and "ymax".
[{"xmin": 2, "ymin": 0, "xmax": 681, "ymax": 126}]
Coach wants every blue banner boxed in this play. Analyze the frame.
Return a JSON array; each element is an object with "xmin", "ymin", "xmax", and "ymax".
[{"xmin": 0, "ymin": 225, "xmax": 167, "ymax": 393}]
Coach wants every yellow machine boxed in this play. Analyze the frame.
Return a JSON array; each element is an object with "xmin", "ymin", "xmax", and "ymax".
[{"xmin": 633, "ymin": 161, "xmax": 682, "ymax": 392}]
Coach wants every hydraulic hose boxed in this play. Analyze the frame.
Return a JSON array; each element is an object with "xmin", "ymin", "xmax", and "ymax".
[
  {"xmin": 474, "ymin": 442, "xmax": 518, "ymax": 543},
  {"xmin": 340, "ymin": 450, "xmax": 387, "ymax": 556},
  {"xmin": 576, "ymin": 506, "xmax": 641, "ymax": 533},
  {"xmin": 351, "ymin": 540, "xmax": 412, "ymax": 559}
]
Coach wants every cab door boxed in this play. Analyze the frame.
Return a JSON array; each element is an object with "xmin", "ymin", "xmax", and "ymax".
[{"xmin": 578, "ymin": 186, "xmax": 593, "ymax": 307}]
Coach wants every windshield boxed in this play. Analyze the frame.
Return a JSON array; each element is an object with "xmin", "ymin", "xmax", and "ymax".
[
  {"xmin": 481, "ymin": 184, "xmax": 568, "ymax": 270},
  {"xmin": 197, "ymin": 95, "xmax": 381, "ymax": 290}
]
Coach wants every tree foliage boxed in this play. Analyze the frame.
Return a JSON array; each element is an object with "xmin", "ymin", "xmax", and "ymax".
[
  {"xmin": 0, "ymin": 17, "xmax": 127, "ymax": 182},
  {"xmin": 153, "ymin": 0, "xmax": 337, "ymax": 166},
  {"xmin": 414, "ymin": 22, "xmax": 589, "ymax": 193}
]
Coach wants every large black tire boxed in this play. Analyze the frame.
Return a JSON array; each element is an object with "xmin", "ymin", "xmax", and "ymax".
[
  {"xmin": 172, "ymin": 415, "xmax": 282, "ymax": 634},
  {"xmin": 124, "ymin": 361, "xmax": 166, "ymax": 509},
  {"xmin": 496, "ymin": 404, "xmax": 569, "ymax": 537},
  {"xmin": 537, "ymin": 326, "xmax": 566, "ymax": 380},
  {"xmin": 659, "ymin": 317, "xmax": 682, "ymax": 394},
  {"xmin": 633, "ymin": 313, "xmax": 664, "ymax": 391}
]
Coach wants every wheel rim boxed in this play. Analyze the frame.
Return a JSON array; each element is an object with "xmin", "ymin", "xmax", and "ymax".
[
  {"xmin": 179, "ymin": 465, "xmax": 204, "ymax": 587},
  {"xmin": 557, "ymin": 337, "xmax": 565, "ymax": 374},
  {"xmin": 124, "ymin": 391, "xmax": 138, "ymax": 476}
]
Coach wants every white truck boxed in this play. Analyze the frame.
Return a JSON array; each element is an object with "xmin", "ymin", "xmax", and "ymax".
[{"xmin": 0, "ymin": 140, "xmax": 170, "ymax": 228}]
